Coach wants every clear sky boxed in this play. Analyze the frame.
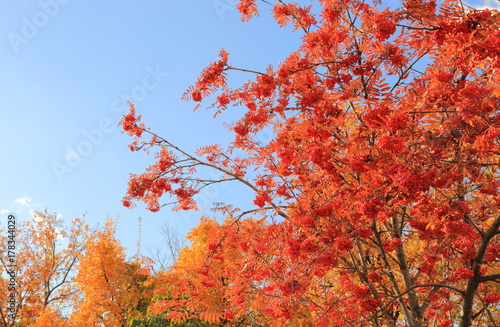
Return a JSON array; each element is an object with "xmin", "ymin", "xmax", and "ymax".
[
  {"xmin": 0, "ymin": 0, "xmax": 304, "ymax": 259},
  {"xmin": 0, "ymin": 0, "xmax": 497, "ymax": 259}
]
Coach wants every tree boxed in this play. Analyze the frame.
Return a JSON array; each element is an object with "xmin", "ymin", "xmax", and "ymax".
[
  {"xmin": 148, "ymin": 221, "xmax": 186, "ymax": 273},
  {"xmin": 0, "ymin": 210, "xmax": 89, "ymax": 327},
  {"xmin": 0, "ymin": 211, "xmax": 159, "ymax": 327},
  {"xmin": 149, "ymin": 216, "xmax": 268, "ymax": 326},
  {"xmin": 120, "ymin": 0, "xmax": 500, "ymax": 326},
  {"xmin": 70, "ymin": 217, "xmax": 156, "ymax": 327}
]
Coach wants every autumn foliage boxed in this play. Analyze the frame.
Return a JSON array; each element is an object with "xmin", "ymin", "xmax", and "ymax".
[
  {"xmin": 0, "ymin": 211, "xmax": 156, "ymax": 327},
  {"xmin": 70, "ymin": 218, "xmax": 155, "ymax": 326},
  {"xmin": 0, "ymin": 211, "xmax": 89, "ymax": 327},
  {"xmin": 120, "ymin": 0, "xmax": 500, "ymax": 326}
]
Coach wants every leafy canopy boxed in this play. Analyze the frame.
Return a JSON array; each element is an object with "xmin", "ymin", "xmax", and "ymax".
[
  {"xmin": 0, "ymin": 211, "xmax": 157, "ymax": 327},
  {"xmin": 120, "ymin": 0, "xmax": 500, "ymax": 326}
]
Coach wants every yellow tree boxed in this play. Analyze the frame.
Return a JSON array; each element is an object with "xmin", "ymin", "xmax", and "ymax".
[
  {"xmin": 0, "ymin": 210, "xmax": 89, "ymax": 327},
  {"xmin": 150, "ymin": 216, "xmax": 273, "ymax": 326},
  {"xmin": 70, "ymin": 217, "xmax": 155, "ymax": 327}
]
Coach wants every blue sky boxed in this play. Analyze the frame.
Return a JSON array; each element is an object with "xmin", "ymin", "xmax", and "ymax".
[
  {"xmin": 0, "ymin": 0, "xmax": 304, "ymax": 259},
  {"xmin": 0, "ymin": 0, "xmax": 497, "ymax": 259}
]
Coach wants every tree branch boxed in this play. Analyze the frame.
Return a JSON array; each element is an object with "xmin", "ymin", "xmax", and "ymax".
[
  {"xmin": 460, "ymin": 214, "xmax": 500, "ymax": 327},
  {"xmin": 478, "ymin": 274, "xmax": 500, "ymax": 283}
]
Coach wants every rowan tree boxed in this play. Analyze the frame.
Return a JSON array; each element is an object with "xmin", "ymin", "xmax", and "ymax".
[{"xmin": 120, "ymin": 0, "xmax": 500, "ymax": 326}]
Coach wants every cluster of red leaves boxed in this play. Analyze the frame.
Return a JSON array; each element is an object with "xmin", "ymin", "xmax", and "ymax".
[
  {"xmin": 120, "ymin": 102, "xmax": 145, "ymax": 141},
  {"xmin": 183, "ymin": 49, "xmax": 229, "ymax": 109}
]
